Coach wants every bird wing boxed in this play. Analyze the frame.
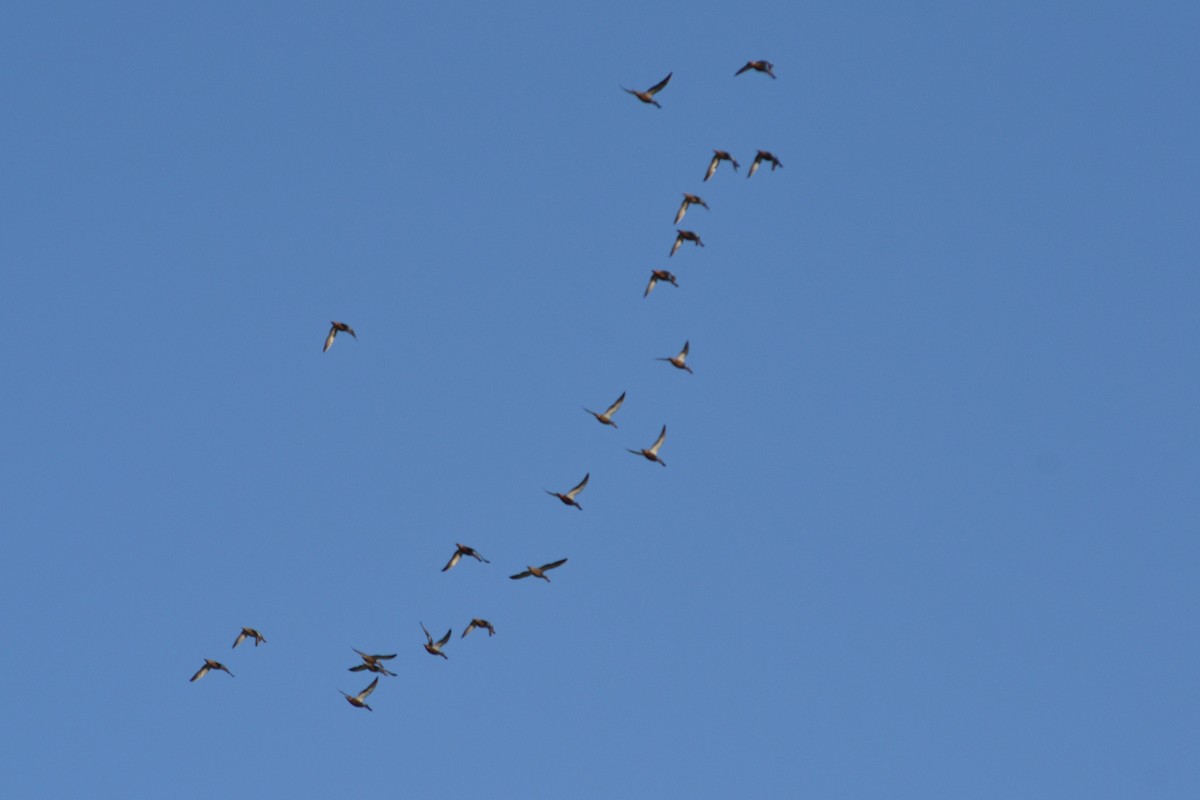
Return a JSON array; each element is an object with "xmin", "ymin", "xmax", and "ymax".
[
  {"xmin": 566, "ymin": 473, "xmax": 589, "ymax": 499},
  {"xmin": 421, "ymin": 622, "xmax": 432, "ymax": 643},
  {"xmin": 674, "ymin": 198, "xmax": 688, "ymax": 225},
  {"xmin": 190, "ymin": 664, "xmax": 209, "ymax": 682},
  {"xmin": 670, "ymin": 234, "xmax": 682, "ymax": 257},
  {"xmin": 647, "ymin": 72, "xmax": 672, "ymax": 95},
  {"xmin": 735, "ymin": 63, "xmax": 752, "ymax": 76},
  {"xmin": 359, "ymin": 677, "xmax": 380, "ymax": 700},
  {"xmin": 680, "ymin": 341, "xmax": 690, "ymax": 360},
  {"xmin": 604, "ymin": 392, "xmax": 626, "ymax": 417},
  {"xmin": 748, "ymin": 156, "xmax": 761, "ymax": 178},
  {"xmin": 232, "ymin": 631, "xmax": 246, "ymax": 649},
  {"xmin": 437, "ymin": 629, "xmax": 452, "ymax": 647},
  {"xmin": 462, "ymin": 621, "xmax": 477, "ymax": 638},
  {"xmin": 541, "ymin": 558, "xmax": 568, "ymax": 572},
  {"xmin": 704, "ymin": 156, "xmax": 718, "ymax": 181},
  {"xmin": 442, "ymin": 551, "xmax": 461, "ymax": 572},
  {"xmin": 323, "ymin": 327, "xmax": 337, "ymax": 352},
  {"xmin": 510, "ymin": 569, "xmax": 532, "ymax": 580},
  {"xmin": 649, "ymin": 425, "xmax": 667, "ymax": 455},
  {"xmin": 645, "ymin": 274, "xmax": 658, "ymax": 296}
]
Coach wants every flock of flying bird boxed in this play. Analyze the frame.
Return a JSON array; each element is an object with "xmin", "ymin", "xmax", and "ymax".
[{"xmin": 188, "ymin": 60, "xmax": 781, "ymax": 711}]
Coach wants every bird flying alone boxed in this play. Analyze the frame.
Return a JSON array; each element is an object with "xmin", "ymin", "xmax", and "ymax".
[
  {"xmin": 670, "ymin": 230, "xmax": 704, "ymax": 258},
  {"xmin": 421, "ymin": 622, "xmax": 452, "ymax": 659},
  {"xmin": 462, "ymin": 618, "xmax": 496, "ymax": 638},
  {"xmin": 340, "ymin": 676, "xmax": 379, "ymax": 711},
  {"xmin": 735, "ymin": 60, "xmax": 776, "ymax": 79},
  {"xmin": 644, "ymin": 270, "xmax": 679, "ymax": 298},
  {"xmin": 627, "ymin": 425, "xmax": 668, "ymax": 467},
  {"xmin": 442, "ymin": 543, "xmax": 490, "ymax": 572},
  {"xmin": 622, "ymin": 72, "xmax": 672, "ymax": 107},
  {"xmin": 704, "ymin": 150, "xmax": 739, "ymax": 181},
  {"xmin": 748, "ymin": 150, "xmax": 783, "ymax": 178},
  {"xmin": 510, "ymin": 558, "xmax": 568, "ymax": 582},
  {"xmin": 674, "ymin": 193, "xmax": 709, "ymax": 225},
  {"xmin": 190, "ymin": 659, "xmax": 234, "ymax": 682},
  {"xmin": 232, "ymin": 627, "xmax": 267, "ymax": 649},
  {"xmin": 323, "ymin": 320, "xmax": 356, "ymax": 352},
  {"xmin": 585, "ymin": 391, "xmax": 626, "ymax": 428},
  {"xmin": 546, "ymin": 472, "xmax": 589, "ymax": 510},
  {"xmin": 657, "ymin": 340, "xmax": 693, "ymax": 374}
]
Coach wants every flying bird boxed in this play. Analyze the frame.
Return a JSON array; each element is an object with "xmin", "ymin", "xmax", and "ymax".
[
  {"xmin": 622, "ymin": 72, "xmax": 672, "ymax": 107},
  {"xmin": 748, "ymin": 150, "xmax": 783, "ymax": 178},
  {"xmin": 461, "ymin": 618, "xmax": 496, "ymax": 638},
  {"xmin": 670, "ymin": 230, "xmax": 704, "ymax": 258},
  {"xmin": 546, "ymin": 473, "xmax": 589, "ymax": 510},
  {"xmin": 421, "ymin": 622, "xmax": 452, "ymax": 660},
  {"xmin": 627, "ymin": 425, "xmax": 668, "ymax": 467},
  {"xmin": 442, "ymin": 543, "xmax": 490, "ymax": 572},
  {"xmin": 349, "ymin": 649, "xmax": 398, "ymax": 676},
  {"xmin": 585, "ymin": 391, "xmax": 626, "ymax": 428},
  {"xmin": 510, "ymin": 558, "xmax": 569, "ymax": 582},
  {"xmin": 735, "ymin": 60, "xmax": 776, "ymax": 79},
  {"xmin": 657, "ymin": 341, "xmax": 693, "ymax": 374},
  {"xmin": 323, "ymin": 320, "xmax": 356, "ymax": 352},
  {"xmin": 232, "ymin": 627, "xmax": 267, "ymax": 649},
  {"xmin": 190, "ymin": 659, "xmax": 234, "ymax": 682},
  {"xmin": 340, "ymin": 676, "xmax": 379, "ymax": 711},
  {"xmin": 644, "ymin": 269, "xmax": 678, "ymax": 298},
  {"xmin": 674, "ymin": 193, "xmax": 709, "ymax": 225},
  {"xmin": 704, "ymin": 150, "xmax": 739, "ymax": 181}
]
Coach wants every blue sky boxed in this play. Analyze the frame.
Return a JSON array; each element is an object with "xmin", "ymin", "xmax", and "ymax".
[{"xmin": 2, "ymin": 1, "xmax": 1198, "ymax": 797}]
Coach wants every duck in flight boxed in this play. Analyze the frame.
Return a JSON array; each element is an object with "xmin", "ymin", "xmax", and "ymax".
[
  {"xmin": 674, "ymin": 193, "xmax": 709, "ymax": 225},
  {"xmin": 628, "ymin": 425, "xmax": 668, "ymax": 467},
  {"xmin": 670, "ymin": 230, "xmax": 704, "ymax": 258},
  {"xmin": 510, "ymin": 558, "xmax": 569, "ymax": 583},
  {"xmin": 735, "ymin": 60, "xmax": 776, "ymax": 79},
  {"xmin": 622, "ymin": 72, "xmax": 672, "ymax": 107},
  {"xmin": 340, "ymin": 676, "xmax": 379, "ymax": 711},
  {"xmin": 748, "ymin": 150, "xmax": 783, "ymax": 178},
  {"xmin": 421, "ymin": 623, "xmax": 452, "ymax": 660},
  {"xmin": 657, "ymin": 341, "xmax": 693, "ymax": 374},
  {"xmin": 231, "ymin": 627, "xmax": 267, "ymax": 649},
  {"xmin": 323, "ymin": 321, "xmax": 356, "ymax": 352},
  {"xmin": 585, "ymin": 391, "xmax": 625, "ymax": 428},
  {"xmin": 704, "ymin": 151, "xmax": 739, "ymax": 181},
  {"xmin": 442, "ymin": 543, "xmax": 490, "ymax": 572},
  {"xmin": 349, "ymin": 649, "xmax": 398, "ymax": 676},
  {"xmin": 546, "ymin": 473, "xmax": 589, "ymax": 510},
  {"xmin": 644, "ymin": 270, "xmax": 678, "ymax": 298},
  {"xmin": 190, "ymin": 659, "xmax": 234, "ymax": 682},
  {"xmin": 461, "ymin": 618, "xmax": 496, "ymax": 638}
]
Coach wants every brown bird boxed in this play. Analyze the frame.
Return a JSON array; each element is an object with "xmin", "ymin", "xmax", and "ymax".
[
  {"xmin": 545, "ymin": 472, "xmax": 589, "ymax": 510},
  {"xmin": 340, "ymin": 676, "xmax": 379, "ymax": 711},
  {"xmin": 190, "ymin": 659, "xmax": 234, "ymax": 682},
  {"xmin": 442, "ymin": 543, "xmax": 490, "ymax": 572},
  {"xmin": 231, "ymin": 627, "xmax": 267, "ymax": 649},
  {"xmin": 421, "ymin": 622, "xmax": 452, "ymax": 659},
  {"xmin": 585, "ymin": 391, "xmax": 626, "ymax": 428},
  {"xmin": 748, "ymin": 150, "xmax": 783, "ymax": 178},
  {"xmin": 657, "ymin": 340, "xmax": 693, "ymax": 374},
  {"xmin": 510, "ymin": 558, "xmax": 569, "ymax": 582},
  {"xmin": 644, "ymin": 269, "xmax": 679, "ymax": 298},
  {"xmin": 670, "ymin": 230, "xmax": 704, "ymax": 258},
  {"xmin": 627, "ymin": 425, "xmax": 668, "ymax": 467},
  {"xmin": 622, "ymin": 72, "xmax": 672, "ymax": 107},
  {"xmin": 349, "ymin": 649, "xmax": 398, "ymax": 676},
  {"xmin": 323, "ymin": 320, "xmax": 356, "ymax": 352},
  {"xmin": 735, "ymin": 60, "xmax": 776, "ymax": 79},
  {"xmin": 461, "ymin": 618, "xmax": 496, "ymax": 638},
  {"xmin": 704, "ymin": 150, "xmax": 739, "ymax": 181},
  {"xmin": 674, "ymin": 193, "xmax": 709, "ymax": 225}
]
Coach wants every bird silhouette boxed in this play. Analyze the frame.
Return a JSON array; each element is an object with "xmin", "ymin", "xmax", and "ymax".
[
  {"xmin": 674, "ymin": 193, "xmax": 709, "ymax": 225},
  {"xmin": 670, "ymin": 230, "xmax": 704, "ymax": 258},
  {"xmin": 461, "ymin": 618, "xmax": 496, "ymax": 638},
  {"xmin": 644, "ymin": 270, "xmax": 679, "ymax": 298},
  {"xmin": 627, "ymin": 425, "xmax": 668, "ymax": 467},
  {"xmin": 190, "ymin": 659, "xmax": 234, "ymax": 682},
  {"xmin": 323, "ymin": 321, "xmax": 356, "ymax": 352},
  {"xmin": 622, "ymin": 72, "xmax": 672, "ymax": 107},
  {"xmin": 748, "ymin": 150, "xmax": 783, "ymax": 178},
  {"xmin": 545, "ymin": 473, "xmax": 589, "ymax": 510},
  {"xmin": 657, "ymin": 341, "xmax": 693, "ymax": 374},
  {"xmin": 231, "ymin": 627, "xmax": 267, "ymax": 649},
  {"xmin": 421, "ymin": 622, "xmax": 452, "ymax": 659},
  {"xmin": 704, "ymin": 151, "xmax": 740, "ymax": 181},
  {"xmin": 735, "ymin": 60, "xmax": 776, "ymax": 79},
  {"xmin": 442, "ymin": 543, "xmax": 490, "ymax": 572},
  {"xmin": 349, "ymin": 649, "xmax": 398, "ymax": 677},
  {"xmin": 585, "ymin": 391, "xmax": 626, "ymax": 428},
  {"xmin": 340, "ymin": 676, "xmax": 379, "ymax": 711},
  {"xmin": 510, "ymin": 558, "xmax": 569, "ymax": 582}
]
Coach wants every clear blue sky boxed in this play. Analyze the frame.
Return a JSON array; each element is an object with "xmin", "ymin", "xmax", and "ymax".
[{"xmin": 2, "ymin": 2, "xmax": 1198, "ymax": 797}]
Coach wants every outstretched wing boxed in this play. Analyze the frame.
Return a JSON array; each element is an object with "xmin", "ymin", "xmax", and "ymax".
[
  {"xmin": 647, "ymin": 72, "xmax": 672, "ymax": 95},
  {"xmin": 604, "ymin": 392, "xmax": 626, "ymax": 417},
  {"xmin": 566, "ymin": 473, "xmax": 589, "ymax": 499},
  {"xmin": 540, "ymin": 558, "xmax": 568, "ymax": 572},
  {"xmin": 359, "ymin": 676, "xmax": 380, "ymax": 700},
  {"xmin": 510, "ymin": 569, "xmax": 533, "ymax": 580},
  {"xmin": 442, "ymin": 551, "xmax": 462, "ymax": 572},
  {"xmin": 704, "ymin": 156, "xmax": 718, "ymax": 182},
  {"xmin": 649, "ymin": 425, "xmax": 667, "ymax": 455},
  {"xmin": 735, "ymin": 62, "xmax": 752, "ymax": 76},
  {"xmin": 437, "ymin": 629, "xmax": 452, "ymax": 647},
  {"xmin": 323, "ymin": 326, "xmax": 337, "ymax": 352}
]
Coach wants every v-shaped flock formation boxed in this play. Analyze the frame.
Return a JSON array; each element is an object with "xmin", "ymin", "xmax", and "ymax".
[{"xmin": 188, "ymin": 58, "xmax": 782, "ymax": 711}]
